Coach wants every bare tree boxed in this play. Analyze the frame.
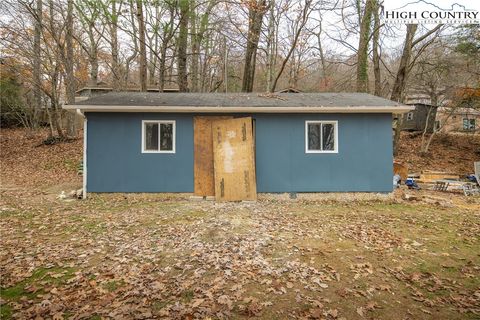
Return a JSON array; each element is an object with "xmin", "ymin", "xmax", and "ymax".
[
  {"xmin": 356, "ymin": 0, "xmax": 374, "ymax": 93},
  {"xmin": 242, "ymin": 0, "xmax": 268, "ymax": 92},
  {"xmin": 264, "ymin": 0, "xmax": 277, "ymax": 91},
  {"xmin": 65, "ymin": 0, "xmax": 76, "ymax": 137},
  {"xmin": 74, "ymin": 0, "xmax": 103, "ymax": 87},
  {"xmin": 98, "ymin": 0, "xmax": 122, "ymax": 90},
  {"xmin": 178, "ymin": 0, "xmax": 189, "ymax": 92},
  {"xmin": 372, "ymin": 0, "xmax": 381, "ymax": 96},
  {"xmin": 391, "ymin": 24, "xmax": 443, "ymax": 154},
  {"xmin": 158, "ymin": 2, "xmax": 177, "ymax": 91},
  {"xmin": 190, "ymin": 0, "xmax": 218, "ymax": 92},
  {"xmin": 136, "ymin": 0, "xmax": 147, "ymax": 91},
  {"xmin": 269, "ymin": 0, "xmax": 314, "ymax": 92},
  {"xmin": 32, "ymin": 0, "xmax": 43, "ymax": 129},
  {"xmin": 391, "ymin": 24, "xmax": 417, "ymax": 155}
]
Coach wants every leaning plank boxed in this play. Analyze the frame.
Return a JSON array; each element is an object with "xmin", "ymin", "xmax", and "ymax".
[
  {"xmin": 212, "ymin": 117, "xmax": 257, "ymax": 201},
  {"xmin": 193, "ymin": 116, "xmax": 231, "ymax": 196}
]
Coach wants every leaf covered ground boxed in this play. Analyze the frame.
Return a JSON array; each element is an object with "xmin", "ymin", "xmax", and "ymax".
[
  {"xmin": 1, "ymin": 191, "xmax": 479, "ymax": 319},
  {"xmin": 1, "ymin": 128, "xmax": 479, "ymax": 319},
  {"xmin": 395, "ymin": 132, "xmax": 480, "ymax": 175}
]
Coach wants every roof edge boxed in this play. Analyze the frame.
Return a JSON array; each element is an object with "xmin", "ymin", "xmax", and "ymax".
[{"xmin": 64, "ymin": 105, "xmax": 414, "ymax": 114}]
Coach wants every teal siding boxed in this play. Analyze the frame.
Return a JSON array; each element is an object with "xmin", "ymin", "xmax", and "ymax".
[
  {"xmin": 86, "ymin": 113, "xmax": 193, "ymax": 192},
  {"xmin": 86, "ymin": 112, "xmax": 393, "ymax": 193},
  {"xmin": 254, "ymin": 114, "xmax": 392, "ymax": 192}
]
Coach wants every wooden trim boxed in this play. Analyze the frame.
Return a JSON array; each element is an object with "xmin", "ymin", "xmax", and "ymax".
[{"xmin": 65, "ymin": 105, "xmax": 414, "ymax": 114}]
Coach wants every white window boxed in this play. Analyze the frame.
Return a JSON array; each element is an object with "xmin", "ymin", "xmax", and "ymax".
[
  {"xmin": 142, "ymin": 120, "xmax": 175, "ymax": 153},
  {"xmin": 406, "ymin": 112, "xmax": 414, "ymax": 121},
  {"xmin": 463, "ymin": 118, "xmax": 476, "ymax": 131},
  {"xmin": 305, "ymin": 121, "xmax": 338, "ymax": 153}
]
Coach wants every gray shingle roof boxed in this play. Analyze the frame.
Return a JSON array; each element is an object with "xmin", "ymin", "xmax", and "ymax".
[
  {"xmin": 72, "ymin": 92, "xmax": 404, "ymax": 108},
  {"xmin": 66, "ymin": 92, "xmax": 414, "ymax": 114}
]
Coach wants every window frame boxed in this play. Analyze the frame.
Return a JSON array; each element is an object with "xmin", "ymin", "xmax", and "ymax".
[
  {"xmin": 305, "ymin": 120, "xmax": 339, "ymax": 154},
  {"xmin": 463, "ymin": 118, "xmax": 476, "ymax": 131},
  {"xmin": 406, "ymin": 112, "xmax": 414, "ymax": 121},
  {"xmin": 141, "ymin": 120, "xmax": 176, "ymax": 154}
]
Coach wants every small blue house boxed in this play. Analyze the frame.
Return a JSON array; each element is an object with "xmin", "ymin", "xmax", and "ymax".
[{"xmin": 66, "ymin": 92, "xmax": 412, "ymax": 199}]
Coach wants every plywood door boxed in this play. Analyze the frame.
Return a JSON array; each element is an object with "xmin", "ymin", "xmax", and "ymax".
[
  {"xmin": 212, "ymin": 117, "xmax": 257, "ymax": 201},
  {"xmin": 193, "ymin": 116, "xmax": 231, "ymax": 196}
]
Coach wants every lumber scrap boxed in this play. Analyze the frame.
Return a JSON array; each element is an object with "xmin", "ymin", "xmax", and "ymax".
[{"xmin": 418, "ymin": 171, "xmax": 459, "ymax": 183}]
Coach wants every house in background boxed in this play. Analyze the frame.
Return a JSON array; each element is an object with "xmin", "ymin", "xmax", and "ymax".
[
  {"xmin": 402, "ymin": 103, "xmax": 438, "ymax": 133},
  {"xmin": 65, "ymin": 92, "xmax": 412, "ymax": 200},
  {"xmin": 75, "ymin": 84, "xmax": 179, "ymax": 101},
  {"xmin": 434, "ymin": 87, "xmax": 480, "ymax": 133},
  {"xmin": 436, "ymin": 107, "xmax": 479, "ymax": 133},
  {"xmin": 400, "ymin": 93, "xmax": 438, "ymax": 133}
]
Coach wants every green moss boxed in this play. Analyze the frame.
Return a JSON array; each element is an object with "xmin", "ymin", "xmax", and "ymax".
[
  {"xmin": 0, "ymin": 266, "xmax": 76, "ymax": 303},
  {"xmin": 152, "ymin": 300, "xmax": 170, "ymax": 311},
  {"xmin": 181, "ymin": 289, "xmax": 194, "ymax": 302},
  {"xmin": 0, "ymin": 303, "xmax": 13, "ymax": 319},
  {"xmin": 103, "ymin": 280, "xmax": 125, "ymax": 292}
]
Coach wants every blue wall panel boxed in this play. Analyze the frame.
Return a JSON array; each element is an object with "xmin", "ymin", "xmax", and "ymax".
[
  {"xmin": 86, "ymin": 112, "xmax": 392, "ymax": 193},
  {"xmin": 254, "ymin": 114, "xmax": 393, "ymax": 192},
  {"xmin": 86, "ymin": 113, "xmax": 193, "ymax": 192}
]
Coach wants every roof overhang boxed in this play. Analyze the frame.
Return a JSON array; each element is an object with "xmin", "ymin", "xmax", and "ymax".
[{"xmin": 65, "ymin": 105, "xmax": 414, "ymax": 114}]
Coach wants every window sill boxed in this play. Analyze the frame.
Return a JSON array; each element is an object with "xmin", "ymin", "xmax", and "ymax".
[
  {"xmin": 305, "ymin": 150, "xmax": 338, "ymax": 154},
  {"xmin": 141, "ymin": 150, "xmax": 176, "ymax": 154}
]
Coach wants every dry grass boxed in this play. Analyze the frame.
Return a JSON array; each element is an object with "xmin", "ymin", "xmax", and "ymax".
[{"xmin": 1, "ymin": 191, "xmax": 479, "ymax": 319}]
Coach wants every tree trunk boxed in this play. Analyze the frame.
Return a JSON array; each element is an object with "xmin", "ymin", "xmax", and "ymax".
[
  {"xmin": 177, "ymin": 0, "xmax": 189, "ymax": 92},
  {"xmin": 242, "ymin": 0, "xmax": 267, "ymax": 92},
  {"xmin": 65, "ymin": 0, "xmax": 76, "ymax": 137},
  {"xmin": 158, "ymin": 4, "xmax": 175, "ymax": 91},
  {"xmin": 50, "ymin": 69, "xmax": 64, "ymax": 138},
  {"xmin": 392, "ymin": 24, "xmax": 418, "ymax": 155},
  {"xmin": 110, "ymin": 0, "xmax": 121, "ymax": 90},
  {"xmin": 265, "ymin": 0, "xmax": 275, "ymax": 91},
  {"xmin": 316, "ymin": 11, "xmax": 327, "ymax": 88},
  {"xmin": 391, "ymin": 24, "xmax": 417, "ymax": 102},
  {"xmin": 136, "ymin": 0, "xmax": 147, "ymax": 91},
  {"xmin": 88, "ymin": 50, "xmax": 99, "ymax": 87},
  {"xmin": 356, "ymin": 0, "xmax": 375, "ymax": 93},
  {"xmin": 222, "ymin": 35, "xmax": 228, "ymax": 92},
  {"xmin": 32, "ymin": 0, "xmax": 42, "ymax": 129},
  {"xmin": 420, "ymin": 93, "xmax": 438, "ymax": 153},
  {"xmin": 158, "ymin": 48, "xmax": 167, "ymax": 91},
  {"xmin": 372, "ymin": 0, "xmax": 381, "ymax": 96},
  {"xmin": 201, "ymin": 35, "xmax": 210, "ymax": 91},
  {"xmin": 148, "ymin": 36, "xmax": 157, "ymax": 86},
  {"xmin": 190, "ymin": 0, "xmax": 199, "ymax": 92}
]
